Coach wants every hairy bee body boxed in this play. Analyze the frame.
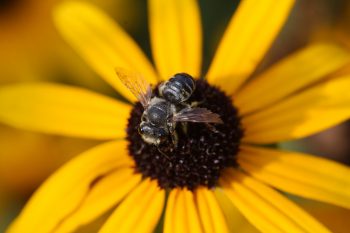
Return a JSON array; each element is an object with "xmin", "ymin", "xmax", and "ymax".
[
  {"xmin": 159, "ymin": 73, "xmax": 195, "ymax": 104},
  {"xmin": 143, "ymin": 97, "xmax": 169, "ymax": 126},
  {"xmin": 115, "ymin": 68, "xmax": 223, "ymax": 146},
  {"xmin": 139, "ymin": 74, "xmax": 195, "ymax": 145}
]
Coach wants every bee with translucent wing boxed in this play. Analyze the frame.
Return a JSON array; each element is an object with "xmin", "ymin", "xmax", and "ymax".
[
  {"xmin": 115, "ymin": 67, "xmax": 223, "ymax": 146},
  {"xmin": 115, "ymin": 67, "xmax": 152, "ymax": 108},
  {"xmin": 173, "ymin": 107, "xmax": 223, "ymax": 123}
]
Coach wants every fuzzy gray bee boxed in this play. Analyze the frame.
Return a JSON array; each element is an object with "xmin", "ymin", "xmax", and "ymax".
[
  {"xmin": 158, "ymin": 73, "xmax": 195, "ymax": 104},
  {"xmin": 116, "ymin": 68, "xmax": 223, "ymax": 146}
]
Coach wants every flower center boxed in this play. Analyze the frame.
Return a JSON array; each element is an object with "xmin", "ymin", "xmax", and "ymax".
[{"xmin": 127, "ymin": 79, "xmax": 243, "ymax": 190}]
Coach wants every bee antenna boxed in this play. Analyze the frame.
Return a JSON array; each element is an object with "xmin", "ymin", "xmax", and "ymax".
[{"xmin": 157, "ymin": 147, "xmax": 170, "ymax": 160}]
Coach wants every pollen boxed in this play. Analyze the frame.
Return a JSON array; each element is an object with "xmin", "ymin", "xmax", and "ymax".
[{"xmin": 127, "ymin": 79, "xmax": 243, "ymax": 190}]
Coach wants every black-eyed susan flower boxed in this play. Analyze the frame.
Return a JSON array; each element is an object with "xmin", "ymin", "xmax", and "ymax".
[{"xmin": 2, "ymin": 0, "xmax": 350, "ymax": 232}]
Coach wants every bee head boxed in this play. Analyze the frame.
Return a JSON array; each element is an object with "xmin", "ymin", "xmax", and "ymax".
[{"xmin": 138, "ymin": 122, "xmax": 168, "ymax": 145}]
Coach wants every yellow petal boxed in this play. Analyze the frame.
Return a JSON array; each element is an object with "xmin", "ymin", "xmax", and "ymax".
[
  {"xmin": 7, "ymin": 140, "xmax": 133, "ymax": 233},
  {"xmin": 235, "ymin": 43, "xmax": 350, "ymax": 115},
  {"xmin": 238, "ymin": 146, "xmax": 350, "ymax": 209},
  {"xmin": 54, "ymin": 1, "xmax": 158, "ymax": 101},
  {"xmin": 297, "ymin": 199, "xmax": 350, "ymax": 233},
  {"xmin": 149, "ymin": 0, "xmax": 202, "ymax": 79},
  {"xmin": 0, "ymin": 83, "xmax": 130, "ymax": 139},
  {"xmin": 179, "ymin": 189, "xmax": 204, "ymax": 233},
  {"xmin": 207, "ymin": 0, "xmax": 295, "ymax": 94},
  {"xmin": 99, "ymin": 179, "xmax": 165, "ymax": 233},
  {"xmin": 195, "ymin": 187, "xmax": 229, "ymax": 233},
  {"xmin": 221, "ymin": 170, "xmax": 331, "ymax": 233},
  {"xmin": 53, "ymin": 168, "xmax": 141, "ymax": 233},
  {"xmin": 242, "ymin": 76, "xmax": 350, "ymax": 143},
  {"xmin": 164, "ymin": 188, "xmax": 178, "ymax": 233},
  {"xmin": 214, "ymin": 189, "xmax": 259, "ymax": 233},
  {"xmin": 221, "ymin": 181, "xmax": 281, "ymax": 233},
  {"xmin": 164, "ymin": 188, "xmax": 203, "ymax": 233}
]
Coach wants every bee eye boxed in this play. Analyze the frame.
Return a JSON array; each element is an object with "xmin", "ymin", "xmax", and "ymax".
[
  {"xmin": 138, "ymin": 122, "xmax": 150, "ymax": 135},
  {"xmin": 138, "ymin": 126, "xmax": 144, "ymax": 134}
]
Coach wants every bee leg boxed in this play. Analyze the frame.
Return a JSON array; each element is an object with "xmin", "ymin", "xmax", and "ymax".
[
  {"xmin": 171, "ymin": 132, "xmax": 178, "ymax": 146},
  {"xmin": 190, "ymin": 100, "xmax": 205, "ymax": 107},
  {"xmin": 177, "ymin": 101, "xmax": 201, "ymax": 109},
  {"xmin": 135, "ymin": 143, "xmax": 145, "ymax": 155},
  {"xmin": 166, "ymin": 120, "xmax": 178, "ymax": 146},
  {"xmin": 181, "ymin": 122, "xmax": 188, "ymax": 134},
  {"xmin": 205, "ymin": 123, "xmax": 220, "ymax": 133},
  {"xmin": 177, "ymin": 102, "xmax": 190, "ymax": 109},
  {"xmin": 171, "ymin": 131, "xmax": 179, "ymax": 147}
]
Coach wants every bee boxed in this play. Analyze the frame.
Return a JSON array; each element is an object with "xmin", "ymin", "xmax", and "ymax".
[
  {"xmin": 116, "ymin": 68, "xmax": 223, "ymax": 146},
  {"xmin": 158, "ymin": 73, "xmax": 195, "ymax": 104}
]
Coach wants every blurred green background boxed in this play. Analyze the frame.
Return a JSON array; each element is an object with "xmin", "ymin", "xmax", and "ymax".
[{"xmin": 1, "ymin": 0, "xmax": 350, "ymax": 232}]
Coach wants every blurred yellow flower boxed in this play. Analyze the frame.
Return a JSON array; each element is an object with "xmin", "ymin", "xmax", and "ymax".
[
  {"xmin": 294, "ymin": 198, "xmax": 350, "ymax": 233},
  {"xmin": 1, "ymin": 0, "xmax": 350, "ymax": 232},
  {"xmin": 0, "ymin": 126, "xmax": 99, "ymax": 193},
  {"xmin": 0, "ymin": 0, "xmax": 141, "ymax": 194}
]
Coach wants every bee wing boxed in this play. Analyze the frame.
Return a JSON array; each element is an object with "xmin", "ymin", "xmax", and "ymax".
[
  {"xmin": 115, "ymin": 67, "xmax": 152, "ymax": 108},
  {"xmin": 173, "ymin": 107, "xmax": 223, "ymax": 124}
]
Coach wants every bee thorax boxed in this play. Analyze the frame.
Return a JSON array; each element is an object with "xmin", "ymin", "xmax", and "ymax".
[{"xmin": 147, "ymin": 101, "xmax": 169, "ymax": 126}]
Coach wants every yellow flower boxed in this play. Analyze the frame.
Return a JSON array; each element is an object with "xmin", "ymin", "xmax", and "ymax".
[{"xmin": 2, "ymin": 0, "xmax": 350, "ymax": 232}]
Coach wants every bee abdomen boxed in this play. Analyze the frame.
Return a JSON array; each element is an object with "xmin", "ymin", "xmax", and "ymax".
[{"xmin": 162, "ymin": 73, "xmax": 195, "ymax": 104}]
